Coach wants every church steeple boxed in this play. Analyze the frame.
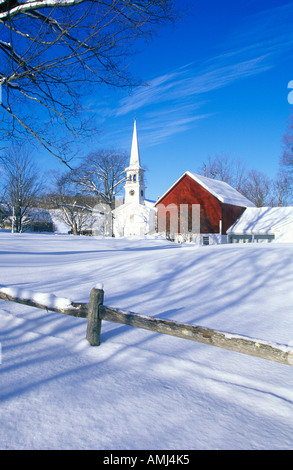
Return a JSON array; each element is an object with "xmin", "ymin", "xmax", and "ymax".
[
  {"xmin": 129, "ymin": 119, "xmax": 141, "ymax": 168},
  {"xmin": 125, "ymin": 120, "xmax": 146, "ymax": 205}
]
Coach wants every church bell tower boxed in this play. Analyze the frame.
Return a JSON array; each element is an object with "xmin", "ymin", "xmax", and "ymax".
[{"xmin": 124, "ymin": 120, "xmax": 146, "ymax": 205}]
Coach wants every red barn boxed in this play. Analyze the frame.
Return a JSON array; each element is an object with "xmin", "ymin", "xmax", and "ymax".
[{"xmin": 155, "ymin": 172, "xmax": 255, "ymax": 244}]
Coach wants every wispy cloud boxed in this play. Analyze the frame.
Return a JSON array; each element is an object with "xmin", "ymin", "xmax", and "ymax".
[
  {"xmin": 99, "ymin": 2, "xmax": 293, "ymax": 148},
  {"xmin": 227, "ymin": 2, "xmax": 293, "ymax": 59},
  {"xmin": 115, "ymin": 68, "xmax": 187, "ymax": 117},
  {"xmin": 112, "ymin": 51, "xmax": 272, "ymax": 148},
  {"xmin": 116, "ymin": 53, "xmax": 272, "ymax": 118},
  {"xmin": 139, "ymin": 111, "xmax": 213, "ymax": 147}
]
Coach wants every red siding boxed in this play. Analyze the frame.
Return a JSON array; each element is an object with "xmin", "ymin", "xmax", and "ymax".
[
  {"xmin": 156, "ymin": 174, "xmax": 245, "ymax": 235},
  {"xmin": 222, "ymin": 204, "xmax": 246, "ymax": 234}
]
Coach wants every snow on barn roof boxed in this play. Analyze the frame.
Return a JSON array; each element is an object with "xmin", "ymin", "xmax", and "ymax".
[
  {"xmin": 188, "ymin": 173, "xmax": 255, "ymax": 207},
  {"xmin": 227, "ymin": 206, "xmax": 293, "ymax": 234},
  {"xmin": 156, "ymin": 171, "xmax": 255, "ymax": 208}
]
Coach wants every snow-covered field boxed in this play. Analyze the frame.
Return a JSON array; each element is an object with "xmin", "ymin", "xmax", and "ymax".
[{"xmin": 1, "ymin": 232, "xmax": 293, "ymax": 450}]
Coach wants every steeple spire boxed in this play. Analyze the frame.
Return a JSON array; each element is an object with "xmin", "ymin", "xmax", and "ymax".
[
  {"xmin": 124, "ymin": 119, "xmax": 146, "ymax": 205},
  {"xmin": 129, "ymin": 119, "xmax": 141, "ymax": 168}
]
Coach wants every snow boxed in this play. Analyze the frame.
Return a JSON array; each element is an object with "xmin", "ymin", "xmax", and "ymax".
[
  {"xmin": 227, "ymin": 206, "xmax": 293, "ymax": 234},
  {"xmin": 0, "ymin": 286, "xmax": 74, "ymax": 310},
  {"xmin": 1, "ymin": 232, "xmax": 293, "ymax": 450}
]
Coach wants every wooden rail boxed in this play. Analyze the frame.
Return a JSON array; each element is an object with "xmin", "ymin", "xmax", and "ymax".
[
  {"xmin": 99, "ymin": 305, "xmax": 293, "ymax": 366},
  {"xmin": 0, "ymin": 289, "xmax": 88, "ymax": 317},
  {"xmin": 1, "ymin": 286, "xmax": 293, "ymax": 366}
]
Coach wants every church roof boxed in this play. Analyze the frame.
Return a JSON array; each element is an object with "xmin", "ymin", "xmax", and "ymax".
[
  {"xmin": 112, "ymin": 200, "xmax": 155, "ymax": 214},
  {"xmin": 156, "ymin": 171, "xmax": 255, "ymax": 208}
]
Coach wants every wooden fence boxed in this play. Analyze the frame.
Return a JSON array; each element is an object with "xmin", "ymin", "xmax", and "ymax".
[{"xmin": 0, "ymin": 286, "xmax": 293, "ymax": 367}]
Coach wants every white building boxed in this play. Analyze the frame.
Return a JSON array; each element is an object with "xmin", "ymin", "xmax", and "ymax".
[
  {"xmin": 227, "ymin": 206, "xmax": 293, "ymax": 243},
  {"xmin": 112, "ymin": 121, "xmax": 156, "ymax": 237}
]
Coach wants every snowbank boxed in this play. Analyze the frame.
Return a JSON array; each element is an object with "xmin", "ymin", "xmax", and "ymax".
[{"xmin": 0, "ymin": 233, "xmax": 293, "ymax": 450}]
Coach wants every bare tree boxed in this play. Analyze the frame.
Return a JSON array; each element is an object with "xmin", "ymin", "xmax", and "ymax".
[
  {"xmin": 0, "ymin": 146, "xmax": 43, "ymax": 232},
  {"xmin": 200, "ymin": 149, "xmax": 293, "ymax": 207},
  {"xmin": 50, "ymin": 170, "xmax": 98, "ymax": 234},
  {"xmin": 282, "ymin": 112, "xmax": 293, "ymax": 173},
  {"xmin": 271, "ymin": 170, "xmax": 292, "ymax": 207},
  {"xmin": 199, "ymin": 153, "xmax": 248, "ymax": 193},
  {"xmin": 0, "ymin": 204, "xmax": 8, "ymax": 227},
  {"xmin": 0, "ymin": 0, "xmax": 177, "ymax": 163},
  {"xmin": 279, "ymin": 112, "xmax": 293, "ymax": 202},
  {"xmin": 241, "ymin": 169, "xmax": 274, "ymax": 207},
  {"xmin": 73, "ymin": 149, "xmax": 128, "ymax": 205}
]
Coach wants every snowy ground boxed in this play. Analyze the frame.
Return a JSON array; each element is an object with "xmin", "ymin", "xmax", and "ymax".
[{"xmin": 0, "ymin": 232, "xmax": 293, "ymax": 450}]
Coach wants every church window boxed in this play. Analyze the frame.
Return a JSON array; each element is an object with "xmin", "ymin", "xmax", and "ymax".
[{"xmin": 133, "ymin": 174, "xmax": 137, "ymax": 182}]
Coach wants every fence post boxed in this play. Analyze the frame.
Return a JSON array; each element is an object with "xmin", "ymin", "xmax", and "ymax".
[{"xmin": 86, "ymin": 286, "xmax": 104, "ymax": 346}]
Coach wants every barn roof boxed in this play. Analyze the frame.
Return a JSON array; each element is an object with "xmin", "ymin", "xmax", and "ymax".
[
  {"xmin": 156, "ymin": 171, "xmax": 255, "ymax": 208},
  {"xmin": 227, "ymin": 206, "xmax": 293, "ymax": 234}
]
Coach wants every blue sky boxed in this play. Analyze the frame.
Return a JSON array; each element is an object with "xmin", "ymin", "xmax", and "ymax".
[{"xmin": 41, "ymin": 0, "xmax": 293, "ymax": 201}]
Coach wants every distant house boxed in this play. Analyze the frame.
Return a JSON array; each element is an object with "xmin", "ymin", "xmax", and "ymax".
[
  {"xmin": 227, "ymin": 206, "xmax": 293, "ymax": 243},
  {"xmin": 29, "ymin": 208, "xmax": 54, "ymax": 233},
  {"xmin": 155, "ymin": 171, "xmax": 255, "ymax": 244}
]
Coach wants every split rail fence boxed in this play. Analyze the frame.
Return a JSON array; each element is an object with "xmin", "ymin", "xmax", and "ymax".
[{"xmin": 0, "ymin": 285, "xmax": 293, "ymax": 367}]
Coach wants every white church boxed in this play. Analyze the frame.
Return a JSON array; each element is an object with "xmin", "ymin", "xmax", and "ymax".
[{"xmin": 112, "ymin": 120, "xmax": 156, "ymax": 237}]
